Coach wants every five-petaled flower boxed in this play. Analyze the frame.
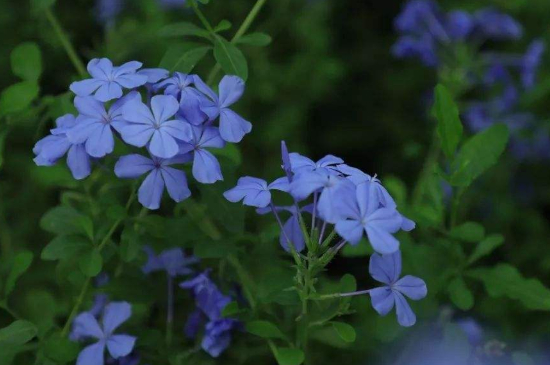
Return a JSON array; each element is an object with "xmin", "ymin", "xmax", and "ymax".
[
  {"xmin": 142, "ymin": 246, "xmax": 198, "ymax": 277},
  {"xmin": 115, "ymin": 152, "xmax": 191, "ymax": 209},
  {"xmin": 223, "ymin": 176, "xmax": 287, "ymax": 208},
  {"xmin": 70, "ymin": 58, "xmax": 148, "ymax": 102},
  {"xmin": 72, "ymin": 302, "xmax": 136, "ymax": 365},
  {"xmin": 369, "ymin": 251, "xmax": 427, "ymax": 327}
]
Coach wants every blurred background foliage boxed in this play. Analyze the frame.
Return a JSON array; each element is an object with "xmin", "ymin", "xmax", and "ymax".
[{"xmin": 2, "ymin": 0, "xmax": 550, "ymax": 364}]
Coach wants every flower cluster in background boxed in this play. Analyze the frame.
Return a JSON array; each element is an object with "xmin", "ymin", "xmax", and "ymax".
[
  {"xmin": 224, "ymin": 141, "xmax": 427, "ymax": 326},
  {"xmin": 33, "ymin": 58, "xmax": 251, "ymax": 210},
  {"xmin": 393, "ymin": 0, "xmax": 549, "ymax": 160}
]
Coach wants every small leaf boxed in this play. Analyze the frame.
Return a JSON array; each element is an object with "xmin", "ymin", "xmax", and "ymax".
[
  {"xmin": 450, "ymin": 124, "xmax": 509, "ymax": 187},
  {"xmin": 159, "ymin": 44, "xmax": 211, "ymax": 74},
  {"xmin": 11, "ymin": 42, "xmax": 42, "ymax": 81},
  {"xmin": 0, "ymin": 320, "xmax": 37, "ymax": 346},
  {"xmin": 331, "ymin": 322, "xmax": 356, "ymax": 343},
  {"xmin": 0, "ymin": 81, "xmax": 39, "ymax": 116},
  {"xmin": 213, "ymin": 37, "xmax": 248, "ymax": 81},
  {"xmin": 449, "ymin": 222, "xmax": 485, "ymax": 242},
  {"xmin": 274, "ymin": 347, "xmax": 305, "ymax": 365},
  {"xmin": 237, "ymin": 32, "xmax": 273, "ymax": 47},
  {"xmin": 246, "ymin": 320, "xmax": 286, "ymax": 340},
  {"xmin": 40, "ymin": 206, "xmax": 93, "ymax": 240},
  {"xmin": 43, "ymin": 332, "xmax": 80, "ymax": 363},
  {"xmin": 41, "ymin": 235, "xmax": 91, "ymax": 261},
  {"xmin": 433, "ymin": 84, "xmax": 463, "ymax": 160},
  {"xmin": 119, "ymin": 227, "xmax": 143, "ymax": 263},
  {"xmin": 214, "ymin": 20, "xmax": 232, "ymax": 32},
  {"xmin": 448, "ymin": 277, "xmax": 474, "ymax": 310},
  {"xmin": 221, "ymin": 302, "xmax": 240, "ymax": 317},
  {"xmin": 339, "ymin": 274, "xmax": 357, "ymax": 292},
  {"xmin": 78, "ymin": 249, "xmax": 102, "ymax": 277},
  {"xmin": 467, "ymin": 264, "xmax": 550, "ymax": 310},
  {"xmin": 159, "ymin": 22, "xmax": 210, "ymax": 39},
  {"xmin": 468, "ymin": 234, "xmax": 504, "ymax": 265},
  {"xmin": 5, "ymin": 251, "xmax": 33, "ymax": 297}
]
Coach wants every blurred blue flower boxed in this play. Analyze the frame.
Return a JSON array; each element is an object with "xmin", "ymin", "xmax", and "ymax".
[
  {"xmin": 289, "ymin": 153, "xmax": 343, "ymax": 175},
  {"xmin": 72, "ymin": 302, "xmax": 136, "ymax": 365},
  {"xmin": 70, "ymin": 58, "xmax": 148, "ymax": 102},
  {"xmin": 120, "ymin": 95, "xmax": 192, "ymax": 158},
  {"xmin": 521, "ymin": 39, "xmax": 545, "ymax": 89},
  {"xmin": 369, "ymin": 251, "xmax": 427, "ymax": 327},
  {"xmin": 95, "ymin": 0, "xmax": 124, "ymax": 26},
  {"xmin": 67, "ymin": 92, "xmax": 139, "ymax": 158},
  {"xmin": 193, "ymin": 75, "xmax": 252, "ymax": 142},
  {"xmin": 158, "ymin": 0, "xmax": 186, "ymax": 9},
  {"xmin": 115, "ymin": 152, "xmax": 192, "ymax": 210},
  {"xmin": 472, "ymin": 8, "xmax": 522, "ymax": 40},
  {"xmin": 33, "ymin": 114, "xmax": 91, "ymax": 180},
  {"xmin": 142, "ymin": 246, "xmax": 198, "ymax": 277},
  {"xmin": 177, "ymin": 124, "xmax": 225, "ymax": 183},
  {"xmin": 180, "ymin": 272, "xmax": 238, "ymax": 358}
]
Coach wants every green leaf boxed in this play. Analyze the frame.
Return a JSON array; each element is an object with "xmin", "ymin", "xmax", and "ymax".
[
  {"xmin": 331, "ymin": 322, "xmax": 356, "ymax": 343},
  {"xmin": 210, "ymin": 143, "xmax": 242, "ymax": 166},
  {"xmin": 159, "ymin": 44, "xmax": 211, "ymax": 74},
  {"xmin": 0, "ymin": 320, "xmax": 37, "ymax": 346},
  {"xmin": 447, "ymin": 277, "xmax": 474, "ymax": 310},
  {"xmin": 450, "ymin": 124, "xmax": 509, "ymax": 187},
  {"xmin": 246, "ymin": 320, "xmax": 286, "ymax": 340},
  {"xmin": 5, "ymin": 251, "xmax": 33, "ymax": 297},
  {"xmin": 221, "ymin": 301, "xmax": 241, "ymax": 317},
  {"xmin": 467, "ymin": 264, "xmax": 550, "ymax": 310},
  {"xmin": 41, "ymin": 235, "xmax": 91, "ymax": 261},
  {"xmin": 213, "ymin": 37, "xmax": 248, "ymax": 81},
  {"xmin": 468, "ymin": 234, "xmax": 504, "ymax": 265},
  {"xmin": 273, "ymin": 347, "xmax": 305, "ymax": 365},
  {"xmin": 237, "ymin": 32, "xmax": 273, "ymax": 47},
  {"xmin": 0, "ymin": 81, "xmax": 39, "ymax": 116},
  {"xmin": 11, "ymin": 42, "xmax": 42, "ymax": 81},
  {"xmin": 339, "ymin": 274, "xmax": 357, "ymax": 292},
  {"xmin": 43, "ymin": 333, "xmax": 80, "ymax": 363},
  {"xmin": 214, "ymin": 20, "xmax": 232, "ymax": 32},
  {"xmin": 159, "ymin": 22, "xmax": 210, "ymax": 39},
  {"xmin": 119, "ymin": 227, "xmax": 143, "ymax": 263},
  {"xmin": 40, "ymin": 206, "xmax": 93, "ymax": 240},
  {"xmin": 78, "ymin": 248, "xmax": 102, "ymax": 277},
  {"xmin": 199, "ymin": 183, "xmax": 244, "ymax": 233},
  {"xmin": 449, "ymin": 221, "xmax": 485, "ymax": 242},
  {"xmin": 433, "ymin": 84, "xmax": 463, "ymax": 160},
  {"xmin": 341, "ymin": 238, "xmax": 372, "ymax": 257}
]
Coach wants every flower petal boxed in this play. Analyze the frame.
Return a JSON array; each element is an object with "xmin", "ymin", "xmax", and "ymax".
[
  {"xmin": 76, "ymin": 342, "xmax": 106, "ymax": 365},
  {"xmin": 335, "ymin": 219, "xmax": 364, "ymax": 245},
  {"xmin": 72, "ymin": 312, "xmax": 103, "ymax": 339},
  {"xmin": 85, "ymin": 125, "xmax": 114, "ymax": 158},
  {"xmin": 218, "ymin": 75, "xmax": 245, "ymax": 108},
  {"xmin": 122, "ymin": 99, "xmax": 155, "ymax": 125},
  {"xmin": 365, "ymin": 225, "xmax": 400, "ymax": 254},
  {"xmin": 106, "ymin": 334, "xmax": 136, "ymax": 359},
  {"xmin": 369, "ymin": 251, "xmax": 401, "ymax": 285},
  {"xmin": 102, "ymin": 302, "xmax": 132, "ymax": 336},
  {"xmin": 369, "ymin": 287, "xmax": 395, "ymax": 316},
  {"xmin": 394, "ymin": 275, "xmax": 427, "ymax": 300},
  {"xmin": 161, "ymin": 120, "xmax": 193, "ymax": 141},
  {"xmin": 192, "ymin": 149, "xmax": 223, "ymax": 184},
  {"xmin": 151, "ymin": 95, "xmax": 179, "ymax": 123},
  {"xmin": 87, "ymin": 58, "xmax": 113, "ymax": 79},
  {"xmin": 219, "ymin": 108, "xmax": 252, "ymax": 143},
  {"xmin": 70, "ymin": 79, "xmax": 104, "ymax": 97},
  {"xmin": 280, "ymin": 215, "xmax": 305, "ymax": 252},
  {"xmin": 67, "ymin": 144, "xmax": 92, "ymax": 180},
  {"xmin": 94, "ymin": 82, "xmax": 123, "ymax": 102},
  {"xmin": 115, "ymin": 154, "xmax": 154, "ymax": 178},
  {"xmin": 394, "ymin": 291, "xmax": 416, "ymax": 327},
  {"xmin": 119, "ymin": 124, "xmax": 155, "ymax": 147},
  {"xmin": 149, "ymin": 129, "xmax": 179, "ymax": 159},
  {"xmin": 138, "ymin": 169, "xmax": 165, "ymax": 210},
  {"xmin": 75, "ymin": 96, "xmax": 107, "ymax": 119},
  {"xmin": 160, "ymin": 166, "xmax": 191, "ymax": 202}
]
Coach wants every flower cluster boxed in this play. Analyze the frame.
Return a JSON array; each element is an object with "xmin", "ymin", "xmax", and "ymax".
[
  {"xmin": 180, "ymin": 272, "xmax": 240, "ymax": 357},
  {"xmin": 224, "ymin": 141, "xmax": 426, "ymax": 326},
  {"xmin": 33, "ymin": 58, "xmax": 251, "ymax": 209},
  {"xmin": 393, "ymin": 0, "xmax": 548, "ymax": 160}
]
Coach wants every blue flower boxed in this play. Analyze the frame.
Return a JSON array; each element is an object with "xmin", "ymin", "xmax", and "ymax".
[
  {"xmin": 72, "ymin": 302, "xmax": 136, "ymax": 365},
  {"xmin": 445, "ymin": 10, "xmax": 473, "ymax": 40},
  {"xmin": 369, "ymin": 251, "xmax": 427, "ymax": 327},
  {"xmin": 391, "ymin": 34, "xmax": 438, "ymax": 67},
  {"xmin": 280, "ymin": 141, "xmax": 294, "ymax": 182},
  {"xmin": 394, "ymin": 0, "xmax": 448, "ymax": 41},
  {"xmin": 120, "ymin": 95, "xmax": 192, "ymax": 158},
  {"xmin": 142, "ymin": 246, "xmax": 198, "ymax": 277},
  {"xmin": 95, "ymin": 0, "xmax": 124, "ymax": 26},
  {"xmin": 33, "ymin": 114, "xmax": 92, "ymax": 180},
  {"xmin": 67, "ymin": 92, "xmax": 139, "ymax": 158},
  {"xmin": 333, "ymin": 180, "xmax": 404, "ymax": 253},
  {"xmin": 193, "ymin": 75, "xmax": 252, "ymax": 143},
  {"xmin": 137, "ymin": 68, "xmax": 169, "ymax": 84},
  {"xmin": 472, "ymin": 8, "xmax": 522, "ymax": 40},
  {"xmin": 115, "ymin": 153, "xmax": 191, "ymax": 210},
  {"xmin": 180, "ymin": 272, "xmax": 238, "ymax": 358},
  {"xmin": 154, "ymin": 72, "xmax": 198, "ymax": 102},
  {"xmin": 224, "ymin": 177, "xmax": 286, "ymax": 208},
  {"xmin": 289, "ymin": 153, "xmax": 343, "ymax": 175},
  {"xmin": 177, "ymin": 123, "xmax": 225, "ymax": 183},
  {"xmin": 70, "ymin": 58, "xmax": 148, "ymax": 102},
  {"xmin": 521, "ymin": 39, "xmax": 545, "ymax": 90}
]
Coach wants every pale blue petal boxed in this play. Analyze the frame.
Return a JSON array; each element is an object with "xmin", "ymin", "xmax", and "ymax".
[
  {"xmin": 192, "ymin": 75, "xmax": 218, "ymax": 102},
  {"xmin": 160, "ymin": 166, "xmax": 191, "ymax": 202},
  {"xmin": 70, "ymin": 79, "xmax": 104, "ymax": 97},
  {"xmin": 268, "ymin": 177, "xmax": 290, "ymax": 192},
  {"xmin": 289, "ymin": 153, "xmax": 315, "ymax": 173},
  {"xmin": 67, "ymin": 144, "xmax": 92, "ymax": 180},
  {"xmin": 223, "ymin": 177, "xmax": 271, "ymax": 208},
  {"xmin": 122, "ymin": 99, "xmax": 155, "ymax": 125},
  {"xmin": 72, "ymin": 312, "xmax": 103, "ymax": 339},
  {"xmin": 94, "ymin": 82, "xmax": 123, "ymax": 102},
  {"xmin": 335, "ymin": 219, "xmax": 364, "ymax": 245},
  {"xmin": 400, "ymin": 215, "xmax": 416, "ymax": 231},
  {"xmin": 149, "ymin": 129, "xmax": 179, "ymax": 159},
  {"xmin": 115, "ymin": 154, "xmax": 154, "ymax": 178},
  {"xmin": 192, "ymin": 149, "xmax": 223, "ymax": 183},
  {"xmin": 394, "ymin": 291, "xmax": 416, "ymax": 327},
  {"xmin": 219, "ymin": 108, "xmax": 251, "ymax": 142},
  {"xmin": 67, "ymin": 118, "xmax": 100, "ymax": 144},
  {"xmin": 280, "ymin": 215, "xmax": 305, "ymax": 252},
  {"xmin": 76, "ymin": 341, "xmax": 105, "ymax": 365},
  {"xmin": 85, "ymin": 125, "xmax": 114, "ymax": 158},
  {"xmin": 87, "ymin": 58, "xmax": 113, "ymax": 79},
  {"xmin": 102, "ymin": 302, "xmax": 132, "ymax": 336},
  {"xmin": 161, "ymin": 120, "xmax": 193, "ymax": 141},
  {"xmin": 106, "ymin": 334, "xmax": 136, "ymax": 359},
  {"xmin": 198, "ymin": 126, "xmax": 224, "ymax": 148},
  {"xmin": 317, "ymin": 154, "xmax": 344, "ymax": 168},
  {"xmin": 74, "ymin": 96, "xmax": 107, "ymax": 119},
  {"xmin": 289, "ymin": 171, "xmax": 327, "ymax": 200},
  {"xmin": 139, "ymin": 169, "xmax": 165, "ymax": 210},
  {"xmin": 367, "ymin": 207, "xmax": 402, "ymax": 233},
  {"xmin": 369, "ymin": 251, "xmax": 401, "ymax": 285},
  {"xmin": 137, "ymin": 68, "xmax": 169, "ymax": 83},
  {"xmin": 369, "ymin": 287, "xmax": 395, "ymax": 316},
  {"xmin": 119, "ymin": 124, "xmax": 154, "ymax": 147},
  {"xmin": 365, "ymin": 225, "xmax": 400, "ymax": 254},
  {"xmin": 218, "ymin": 75, "xmax": 244, "ymax": 108},
  {"xmin": 394, "ymin": 275, "xmax": 427, "ymax": 300},
  {"xmin": 151, "ymin": 95, "xmax": 179, "ymax": 123},
  {"xmin": 116, "ymin": 74, "xmax": 148, "ymax": 89},
  {"xmin": 114, "ymin": 61, "xmax": 142, "ymax": 76}
]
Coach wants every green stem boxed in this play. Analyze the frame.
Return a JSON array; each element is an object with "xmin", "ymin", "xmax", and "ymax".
[
  {"xmin": 450, "ymin": 187, "xmax": 464, "ymax": 229},
  {"xmin": 412, "ymin": 129, "xmax": 440, "ymax": 205},
  {"xmin": 61, "ymin": 188, "xmax": 136, "ymax": 337},
  {"xmin": 206, "ymin": 0, "xmax": 268, "ymax": 84},
  {"xmin": 227, "ymin": 254, "xmax": 257, "ymax": 311},
  {"xmin": 189, "ymin": 0, "xmax": 216, "ymax": 34},
  {"xmin": 45, "ymin": 8, "xmax": 87, "ymax": 78}
]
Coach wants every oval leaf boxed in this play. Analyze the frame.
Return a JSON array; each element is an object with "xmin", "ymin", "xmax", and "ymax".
[
  {"xmin": 5, "ymin": 251, "xmax": 33, "ymax": 297},
  {"xmin": 213, "ymin": 37, "xmax": 248, "ymax": 81},
  {"xmin": 274, "ymin": 347, "xmax": 305, "ymax": 365},
  {"xmin": 11, "ymin": 42, "xmax": 42, "ymax": 81},
  {"xmin": 448, "ymin": 277, "xmax": 474, "ymax": 311},
  {"xmin": 331, "ymin": 321, "xmax": 356, "ymax": 343},
  {"xmin": 246, "ymin": 320, "xmax": 286, "ymax": 340},
  {"xmin": 78, "ymin": 248, "xmax": 103, "ymax": 277},
  {"xmin": 0, "ymin": 320, "xmax": 37, "ymax": 346},
  {"xmin": 0, "ymin": 81, "xmax": 39, "ymax": 116}
]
